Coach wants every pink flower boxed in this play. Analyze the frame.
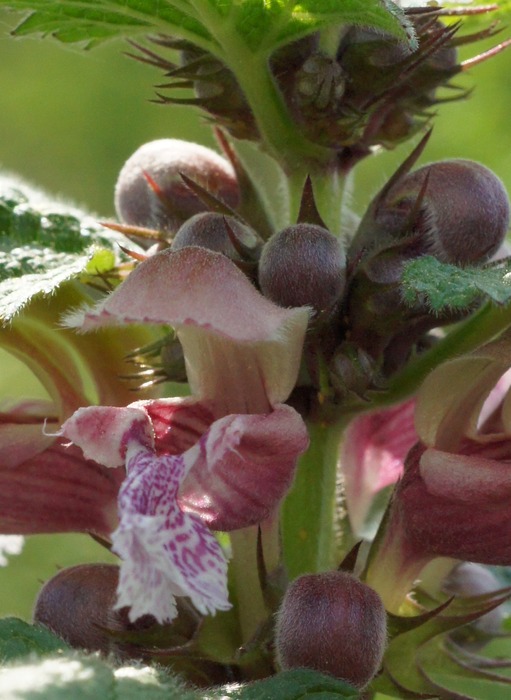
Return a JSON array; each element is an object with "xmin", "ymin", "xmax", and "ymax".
[
  {"xmin": 0, "ymin": 288, "xmax": 151, "ymax": 540},
  {"xmin": 365, "ymin": 333, "xmax": 511, "ymax": 612},
  {"xmin": 59, "ymin": 246, "xmax": 310, "ymax": 623},
  {"xmin": 341, "ymin": 399, "xmax": 417, "ymax": 536}
]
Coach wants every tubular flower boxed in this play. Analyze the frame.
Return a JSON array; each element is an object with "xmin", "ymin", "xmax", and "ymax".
[
  {"xmin": 365, "ymin": 334, "xmax": 511, "ymax": 612},
  {"xmin": 0, "ymin": 286, "xmax": 153, "ymax": 539},
  {"xmin": 60, "ymin": 246, "xmax": 310, "ymax": 623},
  {"xmin": 341, "ymin": 399, "xmax": 417, "ymax": 537}
]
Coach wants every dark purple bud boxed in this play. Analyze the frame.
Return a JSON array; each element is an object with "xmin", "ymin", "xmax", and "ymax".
[
  {"xmin": 171, "ymin": 212, "xmax": 259, "ymax": 259},
  {"xmin": 275, "ymin": 571, "xmax": 387, "ymax": 689},
  {"xmin": 369, "ymin": 160, "xmax": 510, "ymax": 265},
  {"xmin": 33, "ymin": 564, "xmax": 155, "ymax": 655},
  {"xmin": 114, "ymin": 139, "xmax": 239, "ymax": 233},
  {"xmin": 258, "ymin": 224, "xmax": 346, "ymax": 312}
]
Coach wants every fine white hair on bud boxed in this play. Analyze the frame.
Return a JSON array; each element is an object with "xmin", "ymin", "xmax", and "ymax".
[
  {"xmin": 376, "ymin": 159, "xmax": 510, "ymax": 265},
  {"xmin": 114, "ymin": 139, "xmax": 239, "ymax": 233},
  {"xmin": 275, "ymin": 570, "xmax": 387, "ymax": 689},
  {"xmin": 33, "ymin": 564, "xmax": 153, "ymax": 655},
  {"xmin": 258, "ymin": 223, "xmax": 346, "ymax": 313},
  {"xmin": 171, "ymin": 211, "xmax": 258, "ymax": 260}
]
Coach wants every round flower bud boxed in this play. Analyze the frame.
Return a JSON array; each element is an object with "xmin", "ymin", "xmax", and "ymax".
[
  {"xmin": 258, "ymin": 224, "xmax": 346, "ymax": 312},
  {"xmin": 372, "ymin": 160, "xmax": 510, "ymax": 265},
  {"xmin": 171, "ymin": 212, "xmax": 258, "ymax": 259},
  {"xmin": 33, "ymin": 564, "xmax": 156, "ymax": 655},
  {"xmin": 114, "ymin": 139, "xmax": 239, "ymax": 233},
  {"xmin": 275, "ymin": 571, "xmax": 387, "ymax": 689}
]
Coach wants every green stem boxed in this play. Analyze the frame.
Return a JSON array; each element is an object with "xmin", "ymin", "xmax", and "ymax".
[
  {"xmin": 311, "ymin": 169, "xmax": 349, "ymax": 236},
  {"xmin": 281, "ymin": 419, "xmax": 348, "ymax": 580},
  {"xmin": 229, "ymin": 527, "xmax": 268, "ymax": 644},
  {"xmin": 189, "ymin": 3, "xmax": 331, "ymax": 172},
  {"xmin": 228, "ymin": 51, "xmax": 329, "ymax": 171}
]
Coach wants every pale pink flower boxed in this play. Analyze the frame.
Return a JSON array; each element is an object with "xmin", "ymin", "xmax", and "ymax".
[
  {"xmin": 60, "ymin": 246, "xmax": 310, "ymax": 622},
  {"xmin": 365, "ymin": 332, "xmax": 511, "ymax": 611},
  {"xmin": 341, "ymin": 399, "xmax": 417, "ymax": 536}
]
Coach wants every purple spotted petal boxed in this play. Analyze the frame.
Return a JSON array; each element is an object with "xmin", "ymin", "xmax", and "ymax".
[{"xmin": 112, "ymin": 445, "xmax": 230, "ymax": 623}]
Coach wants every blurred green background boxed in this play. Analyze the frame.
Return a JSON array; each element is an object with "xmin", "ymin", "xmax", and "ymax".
[{"xmin": 1, "ymin": 7, "xmax": 511, "ymax": 621}]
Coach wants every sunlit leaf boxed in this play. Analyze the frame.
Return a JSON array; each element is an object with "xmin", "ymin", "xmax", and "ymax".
[
  {"xmin": 401, "ymin": 256, "xmax": 511, "ymax": 313},
  {"xmin": 0, "ymin": 176, "xmax": 128, "ymax": 321},
  {"xmin": 0, "ymin": 0, "xmax": 414, "ymax": 56},
  {"xmin": 0, "ymin": 618, "xmax": 69, "ymax": 661}
]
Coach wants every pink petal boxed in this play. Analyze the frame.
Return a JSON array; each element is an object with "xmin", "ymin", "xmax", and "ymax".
[
  {"xmin": 479, "ymin": 368, "xmax": 511, "ymax": 432},
  {"xmin": 420, "ymin": 448, "xmax": 511, "ymax": 502},
  {"xmin": 60, "ymin": 406, "xmax": 154, "ymax": 468},
  {"xmin": 0, "ymin": 400, "xmax": 58, "ymax": 469},
  {"xmin": 341, "ymin": 400, "xmax": 417, "ymax": 535},
  {"xmin": 139, "ymin": 397, "xmax": 215, "ymax": 455},
  {"xmin": 179, "ymin": 404, "xmax": 309, "ymax": 531},
  {"xmin": 112, "ymin": 445, "xmax": 230, "ymax": 623},
  {"xmin": 0, "ymin": 439, "xmax": 121, "ymax": 537},
  {"xmin": 416, "ymin": 333, "xmax": 511, "ymax": 450},
  {"xmin": 65, "ymin": 247, "xmax": 309, "ymax": 411},
  {"xmin": 393, "ymin": 443, "xmax": 511, "ymax": 565}
]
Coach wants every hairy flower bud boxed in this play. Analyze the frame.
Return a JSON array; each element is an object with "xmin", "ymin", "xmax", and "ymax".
[
  {"xmin": 114, "ymin": 139, "xmax": 239, "ymax": 233},
  {"xmin": 275, "ymin": 571, "xmax": 387, "ymax": 689},
  {"xmin": 171, "ymin": 212, "xmax": 259, "ymax": 260},
  {"xmin": 33, "ymin": 564, "xmax": 157, "ymax": 655},
  {"xmin": 377, "ymin": 160, "xmax": 509, "ymax": 264},
  {"xmin": 258, "ymin": 224, "xmax": 346, "ymax": 312}
]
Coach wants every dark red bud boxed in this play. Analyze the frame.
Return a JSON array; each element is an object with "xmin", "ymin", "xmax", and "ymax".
[
  {"xmin": 380, "ymin": 160, "xmax": 510, "ymax": 264},
  {"xmin": 114, "ymin": 139, "xmax": 239, "ymax": 233},
  {"xmin": 171, "ymin": 212, "xmax": 258, "ymax": 259},
  {"xmin": 275, "ymin": 571, "xmax": 387, "ymax": 689},
  {"xmin": 33, "ymin": 564, "xmax": 156, "ymax": 655},
  {"xmin": 258, "ymin": 223, "xmax": 346, "ymax": 312}
]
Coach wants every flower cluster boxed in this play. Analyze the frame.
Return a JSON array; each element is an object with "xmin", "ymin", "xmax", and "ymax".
[{"xmin": 1, "ymin": 2, "xmax": 511, "ymax": 697}]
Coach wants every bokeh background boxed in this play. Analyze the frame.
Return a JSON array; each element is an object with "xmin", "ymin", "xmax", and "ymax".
[{"xmin": 1, "ymin": 7, "xmax": 511, "ymax": 621}]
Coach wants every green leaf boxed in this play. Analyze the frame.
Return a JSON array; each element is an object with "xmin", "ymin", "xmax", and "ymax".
[
  {"xmin": 0, "ymin": 1, "xmax": 414, "ymax": 173},
  {"xmin": 0, "ymin": 618, "xmax": 69, "ymax": 661},
  {"xmin": 0, "ymin": 652, "xmax": 360, "ymax": 700},
  {"xmin": 6, "ymin": 0, "xmax": 213, "ymax": 50},
  {"xmin": 401, "ymin": 256, "xmax": 511, "ymax": 313},
  {"xmin": 0, "ymin": 649, "xmax": 201, "ymax": 699},
  {"xmin": 418, "ymin": 636, "xmax": 511, "ymax": 700},
  {"xmin": 1, "ymin": 0, "xmax": 413, "ymax": 54},
  {"xmin": 0, "ymin": 175, "xmax": 127, "ymax": 321},
  {"xmin": 218, "ymin": 669, "xmax": 359, "ymax": 699}
]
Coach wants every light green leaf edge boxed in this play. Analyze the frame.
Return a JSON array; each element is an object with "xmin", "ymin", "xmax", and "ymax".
[
  {"xmin": 401, "ymin": 256, "xmax": 511, "ymax": 313},
  {"xmin": 1, "ymin": 0, "xmax": 412, "ymax": 54},
  {"xmin": 0, "ymin": 175, "xmax": 132, "ymax": 322}
]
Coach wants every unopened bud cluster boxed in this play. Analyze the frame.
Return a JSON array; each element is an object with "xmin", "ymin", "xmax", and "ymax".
[
  {"xmin": 130, "ymin": 7, "xmax": 486, "ymax": 169},
  {"xmin": 113, "ymin": 131, "xmax": 510, "ymax": 400}
]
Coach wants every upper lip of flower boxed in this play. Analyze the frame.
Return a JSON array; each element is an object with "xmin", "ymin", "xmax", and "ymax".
[
  {"xmin": 63, "ymin": 245, "xmax": 310, "ymax": 408},
  {"xmin": 414, "ymin": 330, "xmax": 511, "ymax": 452}
]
